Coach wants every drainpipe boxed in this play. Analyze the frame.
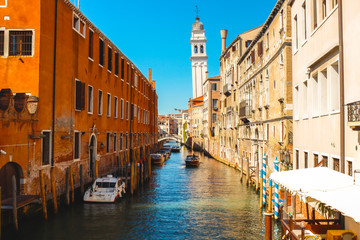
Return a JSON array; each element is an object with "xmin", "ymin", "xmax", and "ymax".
[
  {"xmin": 338, "ymin": 0, "xmax": 345, "ymax": 173},
  {"xmin": 51, "ymin": 0, "xmax": 58, "ymax": 167}
]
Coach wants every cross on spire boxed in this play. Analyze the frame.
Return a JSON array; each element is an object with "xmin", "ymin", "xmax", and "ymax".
[{"xmin": 195, "ymin": 6, "xmax": 200, "ymax": 20}]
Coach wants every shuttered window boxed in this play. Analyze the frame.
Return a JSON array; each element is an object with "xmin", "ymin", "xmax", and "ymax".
[
  {"xmin": 99, "ymin": 39, "xmax": 105, "ymax": 66},
  {"xmin": 251, "ymin": 50, "xmax": 255, "ymax": 64},
  {"xmin": 75, "ymin": 79, "xmax": 85, "ymax": 111},
  {"xmin": 121, "ymin": 58, "xmax": 124, "ymax": 79},
  {"xmin": 257, "ymin": 41, "xmax": 263, "ymax": 56},
  {"xmin": 0, "ymin": 31, "xmax": 4, "ymax": 56},
  {"xmin": 115, "ymin": 53, "xmax": 119, "ymax": 76},
  {"xmin": 113, "ymin": 133, "xmax": 117, "ymax": 152},
  {"xmin": 88, "ymin": 30, "xmax": 93, "ymax": 59},
  {"xmin": 42, "ymin": 131, "xmax": 51, "ymax": 165},
  {"xmin": 106, "ymin": 133, "xmax": 110, "ymax": 153},
  {"xmin": 108, "ymin": 46, "xmax": 112, "ymax": 72}
]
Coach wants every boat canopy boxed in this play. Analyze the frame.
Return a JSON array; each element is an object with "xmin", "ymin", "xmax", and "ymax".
[{"xmin": 270, "ymin": 167, "xmax": 360, "ymax": 222}]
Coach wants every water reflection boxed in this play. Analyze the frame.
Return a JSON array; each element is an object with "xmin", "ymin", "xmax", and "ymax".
[{"xmin": 6, "ymin": 144, "xmax": 280, "ymax": 240}]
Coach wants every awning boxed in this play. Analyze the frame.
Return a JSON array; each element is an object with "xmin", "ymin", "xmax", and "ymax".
[{"xmin": 270, "ymin": 167, "xmax": 360, "ymax": 222}]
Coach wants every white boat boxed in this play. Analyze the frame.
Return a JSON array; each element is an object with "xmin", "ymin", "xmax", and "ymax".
[{"xmin": 83, "ymin": 175, "xmax": 126, "ymax": 203}]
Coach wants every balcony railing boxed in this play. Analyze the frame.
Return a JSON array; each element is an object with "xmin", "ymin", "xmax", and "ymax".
[
  {"xmin": 223, "ymin": 83, "xmax": 232, "ymax": 97},
  {"xmin": 239, "ymin": 100, "xmax": 251, "ymax": 118},
  {"xmin": 348, "ymin": 101, "xmax": 360, "ymax": 122}
]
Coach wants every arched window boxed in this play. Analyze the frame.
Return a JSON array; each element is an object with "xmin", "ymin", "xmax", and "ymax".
[
  {"xmin": 200, "ymin": 45, "xmax": 204, "ymax": 53},
  {"xmin": 194, "ymin": 45, "xmax": 198, "ymax": 53}
]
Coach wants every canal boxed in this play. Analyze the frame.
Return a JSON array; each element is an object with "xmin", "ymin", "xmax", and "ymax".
[{"xmin": 6, "ymin": 145, "xmax": 280, "ymax": 240}]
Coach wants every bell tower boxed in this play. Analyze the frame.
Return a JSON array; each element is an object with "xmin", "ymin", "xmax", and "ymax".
[{"xmin": 190, "ymin": 9, "xmax": 208, "ymax": 98}]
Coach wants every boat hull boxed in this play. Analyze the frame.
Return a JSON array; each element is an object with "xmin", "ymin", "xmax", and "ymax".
[{"xmin": 185, "ymin": 160, "xmax": 200, "ymax": 167}]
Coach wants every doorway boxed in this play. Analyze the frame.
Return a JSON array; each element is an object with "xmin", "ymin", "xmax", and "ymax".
[
  {"xmin": 89, "ymin": 134, "xmax": 97, "ymax": 179},
  {"xmin": 0, "ymin": 162, "xmax": 23, "ymax": 200}
]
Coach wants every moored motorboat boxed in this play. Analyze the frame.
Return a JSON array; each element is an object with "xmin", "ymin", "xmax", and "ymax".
[
  {"xmin": 171, "ymin": 145, "xmax": 181, "ymax": 152},
  {"xmin": 151, "ymin": 153, "xmax": 165, "ymax": 165},
  {"xmin": 185, "ymin": 154, "xmax": 200, "ymax": 167},
  {"xmin": 83, "ymin": 175, "xmax": 126, "ymax": 203}
]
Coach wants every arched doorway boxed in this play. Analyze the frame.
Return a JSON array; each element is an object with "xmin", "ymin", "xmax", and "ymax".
[
  {"xmin": 0, "ymin": 162, "xmax": 23, "ymax": 200},
  {"xmin": 89, "ymin": 134, "xmax": 97, "ymax": 179}
]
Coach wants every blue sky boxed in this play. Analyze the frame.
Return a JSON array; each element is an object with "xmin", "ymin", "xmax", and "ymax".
[{"xmin": 73, "ymin": 0, "xmax": 277, "ymax": 115}]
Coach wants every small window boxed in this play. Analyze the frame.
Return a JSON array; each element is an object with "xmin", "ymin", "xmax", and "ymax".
[
  {"xmin": 88, "ymin": 29, "xmax": 93, "ymax": 59},
  {"xmin": 120, "ymin": 99, "xmax": 124, "ymax": 119},
  {"xmin": 211, "ymin": 83, "xmax": 217, "ymax": 91},
  {"xmin": 113, "ymin": 133, "xmax": 117, "ymax": 152},
  {"xmin": 322, "ymin": 155, "xmax": 328, "ymax": 167},
  {"xmin": 333, "ymin": 157, "xmax": 340, "ymax": 171},
  {"xmin": 115, "ymin": 53, "xmax": 119, "ymax": 76},
  {"xmin": 134, "ymin": 104, "xmax": 137, "ymax": 117},
  {"xmin": 257, "ymin": 41, "xmax": 263, "ymax": 56},
  {"xmin": 304, "ymin": 151, "xmax": 308, "ymax": 168},
  {"xmin": 302, "ymin": 2, "xmax": 307, "ymax": 40},
  {"xmin": 75, "ymin": 79, "xmax": 85, "ymax": 111},
  {"xmin": 245, "ymin": 40, "xmax": 252, "ymax": 48},
  {"xmin": 74, "ymin": 131, "xmax": 80, "ymax": 160},
  {"xmin": 347, "ymin": 161, "xmax": 353, "ymax": 176},
  {"xmin": 295, "ymin": 150, "xmax": 299, "ymax": 169},
  {"xmin": 99, "ymin": 39, "xmax": 105, "ymax": 66},
  {"xmin": 212, "ymin": 113, "xmax": 217, "ymax": 122},
  {"xmin": 0, "ymin": 31, "xmax": 4, "ymax": 56},
  {"xmin": 98, "ymin": 90, "xmax": 103, "ymax": 115},
  {"xmin": 72, "ymin": 13, "xmax": 85, "ymax": 37},
  {"xmin": 313, "ymin": 0, "xmax": 318, "ymax": 29},
  {"xmin": 200, "ymin": 45, "xmax": 204, "ymax": 53},
  {"xmin": 9, "ymin": 31, "xmax": 33, "ymax": 56},
  {"xmin": 294, "ymin": 15, "xmax": 298, "ymax": 50},
  {"xmin": 119, "ymin": 133, "xmax": 123, "ymax": 151},
  {"xmin": 107, "ymin": 93, "xmax": 111, "ymax": 117},
  {"xmin": 106, "ymin": 133, "xmax": 110, "ymax": 153},
  {"xmin": 126, "ymin": 101, "xmax": 129, "ymax": 120},
  {"xmin": 135, "ymin": 74, "xmax": 138, "ymax": 88},
  {"xmin": 121, "ymin": 58, "xmax": 125, "ymax": 79},
  {"xmin": 42, "ymin": 131, "xmax": 51, "ymax": 165},
  {"xmin": 194, "ymin": 45, "xmax": 198, "ymax": 53},
  {"xmin": 88, "ymin": 85, "xmax": 93, "ymax": 114},
  {"xmin": 303, "ymin": 80, "xmax": 308, "ymax": 117},
  {"xmin": 108, "ymin": 46, "xmax": 112, "ymax": 72},
  {"xmin": 125, "ymin": 133, "xmax": 128, "ymax": 149},
  {"xmin": 314, "ymin": 153, "xmax": 318, "ymax": 166},
  {"xmin": 114, "ymin": 96, "xmax": 118, "ymax": 118},
  {"xmin": 322, "ymin": 0, "xmax": 327, "ymax": 20}
]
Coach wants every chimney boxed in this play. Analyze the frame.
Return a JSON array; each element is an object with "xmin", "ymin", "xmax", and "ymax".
[
  {"xmin": 220, "ymin": 29, "xmax": 228, "ymax": 53},
  {"xmin": 148, "ymin": 68, "xmax": 152, "ymax": 82},
  {"xmin": 206, "ymin": 71, "xmax": 209, "ymax": 80}
]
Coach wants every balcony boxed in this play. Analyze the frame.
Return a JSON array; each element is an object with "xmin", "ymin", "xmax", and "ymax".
[
  {"xmin": 348, "ymin": 101, "xmax": 360, "ymax": 130},
  {"xmin": 223, "ymin": 83, "xmax": 232, "ymax": 97},
  {"xmin": 239, "ymin": 100, "xmax": 251, "ymax": 123}
]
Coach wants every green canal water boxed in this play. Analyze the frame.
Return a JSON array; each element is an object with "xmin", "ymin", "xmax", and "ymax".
[{"xmin": 5, "ymin": 146, "xmax": 281, "ymax": 240}]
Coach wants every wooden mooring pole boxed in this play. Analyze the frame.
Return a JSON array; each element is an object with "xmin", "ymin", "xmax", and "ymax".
[
  {"xmin": 50, "ymin": 167, "xmax": 58, "ymax": 214},
  {"xmin": 0, "ymin": 186, "xmax": 1, "ymax": 238},
  {"xmin": 70, "ymin": 166, "xmax": 75, "ymax": 203},
  {"xmin": 39, "ymin": 170, "xmax": 48, "ymax": 221},
  {"xmin": 80, "ymin": 164, "xmax": 84, "ymax": 196},
  {"xmin": 240, "ymin": 157, "xmax": 244, "ymax": 182},
  {"xmin": 264, "ymin": 210, "xmax": 274, "ymax": 240},
  {"xmin": 65, "ymin": 167, "xmax": 70, "ymax": 206}
]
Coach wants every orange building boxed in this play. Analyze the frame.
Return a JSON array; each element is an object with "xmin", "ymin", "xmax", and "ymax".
[{"xmin": 0, "ymin": 0, "xmax": 158, "ymax": 200}]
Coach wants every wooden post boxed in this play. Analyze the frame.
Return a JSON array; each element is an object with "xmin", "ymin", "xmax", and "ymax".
[
  {"xmin": 39, "ymin": 170, "xmax": 47, "ymax": 221},
  {"xmin": 268, "ymin": 180, "xmax": 273, "ymax": 212},
  {"xmin": 95, "ymin": 160, "xmax": 99, "ymax": 179},
  {"xmin": 80, "ymin": 164, "xmax": 84, "ymax": 196},
  {"xmin": 65, "ymin": 167, "xmax": 70, "ymax": 206},
  {"xmin": 0, "ymin": 187, "xmax": 1, "ymax": 238},
  {"xmin": 50, "ymin": 167, "xmax": 58, "ymax": 214},
  {"xmin": 240, "ymin": 156, "xmax": 244, "ymax": 182},
  {"xmin": 259, "ymin": 173, "xmax": 263, "ymax": 209},
  {"xmin": 11, "ymin": 176, "xmax": 18, "ymax": 230},
  {"xmin": 148, "ymin": 155, "xmax": 151, "ymax": 179},
  {"xmin": 246, "ymin": 158, "xmax": 250, "ymax": 185},
  {"xmin": 256, "ymin": 158, "xmax": 259, "ymax": 191},
  {"xmin": 70, "ymin": 166, "xmax": 74, "ymax": 203},
  {"xmin": 264, "ymin": 210, "xmax": 273, "ymax": 240},
  {"xmin": 291, "ymin": 195, "xmax": 296, "ymax": 219},
  {"xmin": 300, "ymin": 222, "xmax": 305, "ymax": 240},
  {"xmin": 130, "ymin": 162, "xmax": 134, "ymax": 195},
  {"xmin": 284, "ymin": 190, "xmax": 288, "ymax": 213}
]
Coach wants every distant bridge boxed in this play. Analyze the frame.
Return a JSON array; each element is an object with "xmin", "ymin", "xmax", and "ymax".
[{"xmin": 158, "ymin": 134, "xmax": 182, "ymax": 143}]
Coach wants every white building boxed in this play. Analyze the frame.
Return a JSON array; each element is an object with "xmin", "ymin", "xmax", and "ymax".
[{"xmin": 190, "ymin": 15, "xmax": 208, "ymax": 98}]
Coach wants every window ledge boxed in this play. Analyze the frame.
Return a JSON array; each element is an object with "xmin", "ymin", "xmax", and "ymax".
[
  {"xmin": 310, "ymin": 6, "xmax": 338, "ymax": 38},
  {"xmin": 88, "ymin": 111, "xmax": 93, "ymax": 115},
  {"xmin": 88, "ymin": 57, "xmax": 94, "ymax": 62},
  {"xmin": 99, "ymin": 64, "xmax": 104, "ymax": 68},
  {"xmin": 301, "ymin": 39, "xmax": 308, "ymax": 47},
  {"xmin": 115, "ymin": 74, "xmax": 118, "ymax": 78},
  {"xmin": 330, "ymin": 110, "xmax": 340, "ymax": 115}
]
